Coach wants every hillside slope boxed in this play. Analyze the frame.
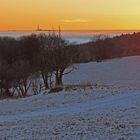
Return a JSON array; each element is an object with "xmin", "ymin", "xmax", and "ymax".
[{"xmin": 0, "ymin": 56, "xmax": 140, "ymax": 140}]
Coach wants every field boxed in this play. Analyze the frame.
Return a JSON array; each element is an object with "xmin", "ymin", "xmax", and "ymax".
[{"xmin": 0, "ymin": 56, "xmax": 140, "ymax": 140}]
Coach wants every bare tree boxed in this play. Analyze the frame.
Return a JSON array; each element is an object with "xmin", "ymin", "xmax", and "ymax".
[
  {"xmin": 47, "ymin": 30, "xmax": 75, "ymax": 86},
  {"xmin": 37, "ymin": 31, "xmax": 76, "ymax": 88},
  {"xmin": 36, "ymin": 34, "xmax": 54, "ymax": 89},
  {"xmin": 31, "ymin": 73, "xmax": 43, "ymax": 95},
  {"xmin": 0, "ymin": 60, "xmax": 15, "ymax": 97},
  {"xmin": 13, "ymin": 60, "xmax": 32, "ymax": 97}
]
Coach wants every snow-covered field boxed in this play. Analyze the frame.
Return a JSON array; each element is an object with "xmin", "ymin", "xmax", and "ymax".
[{"xmin": 0, "ymin": 56, "xmax": 140, "ymax": 140}]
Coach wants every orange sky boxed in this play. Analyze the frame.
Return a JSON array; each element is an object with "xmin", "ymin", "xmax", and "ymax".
[{"xmin": 0, "ymin": 0, "xmax": 140, "ymax": 30}]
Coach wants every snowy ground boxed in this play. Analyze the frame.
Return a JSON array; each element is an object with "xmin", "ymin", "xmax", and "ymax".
[{"xmin": 0, "ymin": 56, "xmax": 140, "ymax": 140}]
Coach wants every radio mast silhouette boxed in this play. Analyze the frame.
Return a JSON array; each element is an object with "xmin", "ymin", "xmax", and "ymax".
[{"xmin": 37, "ymin": 24, "xmax": 40, "ymax": 31}]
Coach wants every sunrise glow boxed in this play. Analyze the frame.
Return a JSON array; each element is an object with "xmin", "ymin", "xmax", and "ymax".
[{"xmin": 0, "ymin": 0, "xmax": 140, "ymax": 30}]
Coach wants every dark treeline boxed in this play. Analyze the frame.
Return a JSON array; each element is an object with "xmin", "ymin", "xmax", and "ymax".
[
  {"xmin": 0, "ymin": 32, "xmax": 77, "ymax": 98},
  {"xmin": 76, "ymin": 32, "xmax": 140, "ymax": 62},
  {"xmin": 1, "ymin": 32, "xmax": 140, "ymax": 98}
]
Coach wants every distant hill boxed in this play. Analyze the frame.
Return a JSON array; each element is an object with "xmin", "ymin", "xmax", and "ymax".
[{"xmin": 73, "ymin": 32, "xmax": 140, "ymax": 63}]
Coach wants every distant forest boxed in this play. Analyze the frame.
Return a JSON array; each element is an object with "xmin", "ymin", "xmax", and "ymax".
[
  {"xmin": 75, "ymin": 32, "xmax": 140, "ymax": 62},
  {"xmin": 0, "ymin": 32, "xmax": 140, "ymax": 98}
]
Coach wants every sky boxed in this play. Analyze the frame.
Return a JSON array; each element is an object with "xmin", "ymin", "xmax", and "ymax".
[{"xmin": 0, "ymin": 0, "xmax": 140, "ymax": 30}]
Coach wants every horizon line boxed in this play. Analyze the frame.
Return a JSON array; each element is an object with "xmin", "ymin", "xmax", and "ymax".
[{"xmin": 1, "ymin": 29, "xmax": 140, "ymax": 32}]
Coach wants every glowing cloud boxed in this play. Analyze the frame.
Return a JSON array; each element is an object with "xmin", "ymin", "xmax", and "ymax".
[{"xmin": 63, "ymin": 19, "xmax": 88, "ymax": 23}]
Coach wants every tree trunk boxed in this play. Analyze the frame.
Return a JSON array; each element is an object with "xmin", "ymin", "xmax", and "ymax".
[
  {"xmin": 44, "ymin": 78, "xmax": 49, "ymax": 89},
  {"xmin": 5, "ymin": 88, "xmax": 11, "ymax": 97},
  {"xmin": 55, "ymin": 71, "xmax": 63, "ymax": 86},
  {"xmin": 42, "ymin": 72, "xmax": 49, "ymax": 89},
  {"xmin": 59, "ymin": 73, "xmax": 63, "ymax": 85},
  {"xmin": 55, "ymin": 71, "xmax": 59, "ymax": 86}
]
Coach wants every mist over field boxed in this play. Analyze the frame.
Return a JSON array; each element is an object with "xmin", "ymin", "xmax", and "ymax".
[{"xmin": 0, "ymin": 30, "xmax": 139, "ymax": 44}]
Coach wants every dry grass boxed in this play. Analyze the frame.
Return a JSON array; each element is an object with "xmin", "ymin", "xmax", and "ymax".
[
  {"xmin": 64, "ymin": 82, "xmax": 93, "ymax": 91},
  {"xmin": 48, "ymin": 82, "xmax": 93, "ymax": 93}
]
